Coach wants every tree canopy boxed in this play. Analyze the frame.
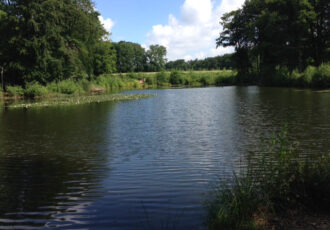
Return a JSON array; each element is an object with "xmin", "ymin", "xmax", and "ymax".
[
  {"xmin": 146, "ymin": 45, "xmax": 167, "ymax": 72},
  {"xmin": 217, "ymin": 0, "xmax": 330, "ymax": 83},
  {"xmin": 166, "ymin": 54, "xmax": 235, "ymax": 71},
  {"xmin": 0, "ymin": 0, "xmax": 118, "ymax": 87}
]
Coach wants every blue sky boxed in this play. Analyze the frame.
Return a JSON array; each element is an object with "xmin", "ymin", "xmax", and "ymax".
[
  {"xmin": 94, "ymin": 0, "xmax": 245, "ymax": 60},
  {"xmin": 94, "ymin": 0, "xmax": 183, "ymax": 44}
]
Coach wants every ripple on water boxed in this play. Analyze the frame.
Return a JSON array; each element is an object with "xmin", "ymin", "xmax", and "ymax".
[{"xmin": 0, "ymin": 87, "xmax": 330, "ymax": 229}]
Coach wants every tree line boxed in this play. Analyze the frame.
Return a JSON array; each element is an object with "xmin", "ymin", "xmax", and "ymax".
[
  {"xmin": 166, "ymin": 54, "xmax": 235, "ymax": 71},
  {"xmin": 217, "ymin": 0, "xmax": 329, "ymax": 84},
  {"xmin": 0, "ymin": 0, "xmax": 168, "ymax": 89}
]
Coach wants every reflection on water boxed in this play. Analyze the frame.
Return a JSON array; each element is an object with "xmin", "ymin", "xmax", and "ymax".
[
  {"xmin": 0, "ymin": 104, "xmax": 115, "ymax": 229},
  {"xmin": 0, "ymin": 87, "xmax": 329, "ymax": 229}
]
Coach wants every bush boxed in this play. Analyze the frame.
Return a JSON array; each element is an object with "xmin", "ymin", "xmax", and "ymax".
[
  {"xmin": 24, "ymin": 83, "xmax": 48, "ymax": 98},
  {"xmin": 96, "ymin": 75, "xmax": 126, "ymax": 90},
  {"xmin": 301, "ymin": 66, "xmax": 316, "ymax": 87},
  {"xmin": 169, "ymin": 71, "xmax": 184, "ymax": 85},
  {"xmin": 7, "ymin": 86, "xmax": 24, "ymax": 97},
  {"xmin": 145, "ymin": 76, "xmax": 156, "ymax": 86},
  {"xmin": 156, "ymin": 71, "xmax": 169, "ymax": 86},
  {"xmin": 200, "ymin": 76, "xmax": 214, "ymax": 86},
  {"xmin": 57, "ymin": 80, "xmax": 82, "ymax": 94},
  {"xmin": 311, "ymin": 63, "xmax": 330, "ymax": 88}
]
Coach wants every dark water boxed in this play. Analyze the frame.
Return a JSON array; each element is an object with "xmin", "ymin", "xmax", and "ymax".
[{"xmin": 0, "ymin": 87, "xmax": 329, "ymax": 229}]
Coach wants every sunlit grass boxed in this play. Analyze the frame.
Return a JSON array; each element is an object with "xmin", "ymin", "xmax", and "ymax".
[{"xmin": 6, "ymin": 94, "xmax": 154, "ymax": 109}]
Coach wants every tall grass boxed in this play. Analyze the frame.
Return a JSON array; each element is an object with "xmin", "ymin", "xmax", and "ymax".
[
  {"xmin": 6, "ymin": 86, "xmax": 24, "ymax": 97},
  {"xmin": 24, "ymin": 82, "xmax": 49, "ymax": 98},
  {"xmin": 207, "ymin": 127, "xmax": 330, "ymax": 230},
  {"xmin": 112, "ymin": 70, "xmax": 237, "ymax": 87},
  {"xmin": 2, "ymin": 70, "xmax": 237, "ymax": 99},
  {"xmin": 271, "ymin": 63, "xmax": 330, "ymax": 88}
]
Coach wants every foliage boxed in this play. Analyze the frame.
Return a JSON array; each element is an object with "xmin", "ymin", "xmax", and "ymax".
[
  {"xmin": 6, "ymin": 85, "xmax": 24, "ymax": 97},
  {"xmin": 207, "ymin": 128, "xmax": 330, "ymax": 229},
  {"xmin": 146, "ymin": 45, "xmax": 167, "ymax": 72},
  {"xmin": 268, "ymin": 63, "xmax": 330, "ymax": 88},
  {"xmin": 311, "ymin": 63, "xmax": 330, "ymax": 88},
  {"xmin": 114, "ymin": 41, "xmax": 146, "ymax": 73},
  {"xmin": 0, "ymin": 0, "xmax": 115, "ymax": 86},
  {"xmin": 156, "ymin": 71, "xmax": 170, "ymax": 86},
  {"xmin": 169, "ymin": 71, "xmax": 185, "ymax": 85},
  {"xmin": 93, "ymin": 41, "xmax": 117, "ymax": 76},
  {"xmin": 217, "ymin": 0, "xmax": 330, "ymax": 83},
  {"xmin": 48, "ymin": 80, "xmax": 83, "ymax": 95},
  {"xmin": 166, "ymin": 54, "xmax": 235, "ymax": 71},
  {"xmin": 24, "ymin": 83, "xmax": 48, "ymax": 98}
]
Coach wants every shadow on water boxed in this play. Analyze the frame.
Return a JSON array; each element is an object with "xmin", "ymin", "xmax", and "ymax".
[
  {"xmin": 232, "ymin": 87, "xmax": 330, "ymax": 154},
  {"xmin": 0, "ymin": 102, "xmax": 117, "ymax": 228},
  {"xmin": 0, "ymin": 87, "xmax": 330, "ymax": 229}
]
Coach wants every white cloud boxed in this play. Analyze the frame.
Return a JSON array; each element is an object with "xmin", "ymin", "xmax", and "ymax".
[
  {"xmin": 98, "ymin": 15, "xmax": 115, "ymax": 34},
  {"xmin": 146, "ymin": 0, "xmax": 245, "ymax": 61}
]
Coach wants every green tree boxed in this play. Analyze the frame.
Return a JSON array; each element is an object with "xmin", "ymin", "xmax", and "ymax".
[
  {"xmin": 93, "ymin": 41, "xmax": 117, "ymax": 76},
  {"xmin": 114, "ymin": 41, "xmax": 146, "ymax": 73},
  {"xmin": 146, "ymin": 45, "xmax": 167, "ymax": 72},
  {"xmin": 217, "ymin": 0, "xmax": 329, "ymax": 83},
  {"xmin": 0, "ymin": 0, "xmax": 113, "ymax": 86}
]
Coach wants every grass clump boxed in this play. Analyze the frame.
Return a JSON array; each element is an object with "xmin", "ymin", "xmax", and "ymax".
[
  {"xmin": 207, "ymin": 127, "xmax": 330, "ymax": 230},
  {"xmin": 24, "ymin": 82, "xmax": 48, "ymax": 98},
  {"xmin": 47, "ymin": 79, "xmax": 83, "ymax": 95},
  {"xmin": 6, "ymin": 85, "xmax": 24, "ymax": 97}
]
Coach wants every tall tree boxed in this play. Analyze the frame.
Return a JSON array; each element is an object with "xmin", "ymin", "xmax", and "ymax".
[
  {"xmin": 93, "ymin": 41, "xmax": 117, "ymax": 76},
  {"xmin": 217, "ymin": 0, "xmax": 329, "ymax": 83},
  {"xmin": 146, "ymin": 45, "xmax": 167, "ymax": 72},
  {"xmin": 114, "ymin": 41, "xmax": 146, "ymax": 73},
  {"xmin": 0, "ymin": 0, "xmax": 113, "ymax": 86}
]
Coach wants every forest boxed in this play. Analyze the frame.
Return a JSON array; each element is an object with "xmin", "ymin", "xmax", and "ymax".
[
  {"xmin": 0, "ymin": 0, "xmax": 170, "ymax": 88},
  {"xmin": 0, "ymin": 0, "xmax": 329, "ymax": 92},
  {"xmin": 217, "ymin": 0, "xmax": 329, "ymax": 86}
]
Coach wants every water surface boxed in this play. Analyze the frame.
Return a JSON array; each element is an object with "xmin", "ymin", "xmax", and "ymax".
[{"xmin": 0, "ymin": 87, "xmax": 329, "ymax": 229}]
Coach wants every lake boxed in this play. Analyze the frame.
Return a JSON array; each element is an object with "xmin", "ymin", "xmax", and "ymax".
[{"xmin": 0, "ymin": 87, "xmax": 329, "ymax": 229}]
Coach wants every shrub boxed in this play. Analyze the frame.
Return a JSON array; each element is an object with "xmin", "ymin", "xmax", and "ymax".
[
  {"xmin": 169, "ymin": 71, "xmax": 184, "ymax": 85},
  {"xmin": 145, "ymin": 76, "xmax": 156, "ymax": 86},
  {"xmin": 200, "ymin": 76, "xmax": 213, "ymax": 86},
  {"xmin": 301, "ymin": 66, "xmax": 316, "ymax": 87},
  {"xmin": 311, "ymin": 63, "xmax": 330, "ymax": 88},
  {"xmin": 96, "ymin": 75, "xmax": 125, "ymax": 89},
  {"xmin": 57, "ymin": 80, "xmax": 82, "ymax": 94},
  {"xmin": 156, "ymin": 71, "xmax": 169, "ymax": 86},
  {"xmin": 24, "ymin": 83, "xmax": 48, "ymax": 98},
  {"xmin": 7, "ymin": 86, "xmax": 24, "ymax": 97},
  {"xmin": 79, "ymin": 79, "xmax": 93, "ymax": 92}
]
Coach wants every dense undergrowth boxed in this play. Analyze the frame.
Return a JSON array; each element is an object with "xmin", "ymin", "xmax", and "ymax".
[
  {"xmin": 265, "ymin": 63, "xmax": 330, "ymax": 88},
  {"xmin": 2, "ymin": 70, "xmax": 237, "ymax": 99},
  {"xmin": 207, "ymin": 127, "xmax": 330, "ymax": 230},
  {"xmin": 1, "ymin": 63, "xmax": 330, "ymax": 100}
]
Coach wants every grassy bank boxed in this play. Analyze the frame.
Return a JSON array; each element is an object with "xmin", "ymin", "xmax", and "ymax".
[
  {"xmin": 207, "ymin": 128, "xmax": 330, "ymax": 230},
  {"xmin": 2, "ymin": 70, "xmax": 237, "ymax": 99},
  {"xmin": 5, "ymin": 94, "xmax": 154, "ymax": 109},
  {"xmin": 125, "ymin": 70, "xmax": 237, "ymax": 87}
]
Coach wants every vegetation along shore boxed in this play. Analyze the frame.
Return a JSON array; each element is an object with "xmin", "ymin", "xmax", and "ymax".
[{"xmin": 207, "ymin": 128, "xmax": 330, "ymax": 230}]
